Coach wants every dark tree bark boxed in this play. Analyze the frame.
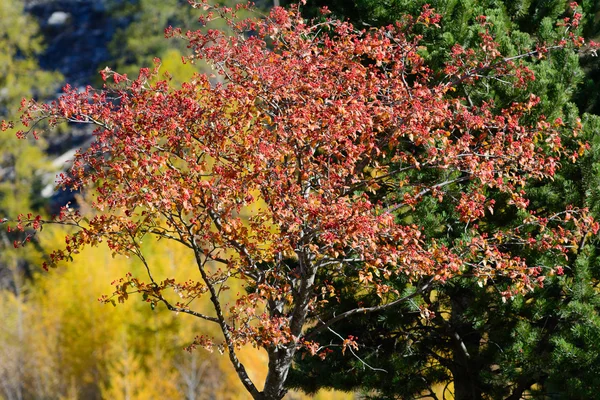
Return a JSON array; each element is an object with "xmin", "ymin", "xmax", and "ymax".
[{"xmin": 449, "ymin": 293, "xmax": 483, "ymax": 400}]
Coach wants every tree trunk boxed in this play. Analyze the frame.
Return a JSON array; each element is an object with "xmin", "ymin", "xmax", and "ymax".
[
  {"xmin": 450, "ymin": 294, "xmax": 483, "ymax": 400},
  {"xmin": 259, "ymin": 256, "xmax": 317, "ymax": 399},
  {"xmin": 261, "ymin": 346, "xmax": 295, "ymax": 399},
  {"xmin": 451, "ymin": 362, "xmax": 482, "ymax": 400},
  {"xmin": 504, "ymin": 378, "xmax": 535, "ymax": 400}
]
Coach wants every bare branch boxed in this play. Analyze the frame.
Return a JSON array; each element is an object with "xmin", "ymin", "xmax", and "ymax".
[
  {"xmin": 189, "ymin": 234, "xmax": 262, "ymax": 399},
  {"xmin": 162, "ymin": 302, "xmax": 220, "ymax": 324},
  {"xmin": 306, "ymin": 279, "xmax": 435, "ymax": 340},
  {"xmin": 325, "ymin": 324, "xmax": 388, "ymax": 373}
]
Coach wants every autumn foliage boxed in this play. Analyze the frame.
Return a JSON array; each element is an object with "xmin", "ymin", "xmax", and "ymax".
[{"xmin": 4, "ymin": 1, "xmax": 599, "ymax": 398}]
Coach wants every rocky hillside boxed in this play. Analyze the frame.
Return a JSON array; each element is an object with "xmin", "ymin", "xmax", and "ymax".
[
  {"xmin": 20, "ymin": 0, "xmax": 127, "ymax": 209},
  {"xmin": 25, "ymin": 0, "xmax": 123, "ymax": 87}
]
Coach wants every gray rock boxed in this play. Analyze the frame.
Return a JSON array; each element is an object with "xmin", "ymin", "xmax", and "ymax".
[{"xmin": 47, "ymin": 11, "xmax": 70, "ymax": 26}]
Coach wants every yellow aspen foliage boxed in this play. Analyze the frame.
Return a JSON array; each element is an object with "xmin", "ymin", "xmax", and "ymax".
[
  {"xmin": 0, "ymin": 222, "xmax": 353, "ymax": 399},
  {"xmin": 101, "ymin": 340, "xmax": 180, "ymax": 400}
]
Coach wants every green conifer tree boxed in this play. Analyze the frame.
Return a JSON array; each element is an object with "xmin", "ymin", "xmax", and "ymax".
[{"xmin": 286, "ymin": 2, "xmax": 600, "ymax": 398}]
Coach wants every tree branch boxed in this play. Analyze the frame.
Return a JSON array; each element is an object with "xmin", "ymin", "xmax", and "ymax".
[
  {"xmin": 325, "ymin": 324, "xmax": 388, "ymax": 373},
  {"xmin": 190, "ymin": 236, "xmax": 262, "ymax": 399},
  {"xmin": 384, "ymin": 177, "xmax": 468, "ymax": 214},
  {"xmin": 128, "ymin": 238, "xmax": 219, "ymax": 324},
  {"xmin": 306, "ymin": 278, "xmax": 435, "ymax": 340},
  {"xmin": 161, "ymin": 299, "xmax": 220, "ymax": 324}
]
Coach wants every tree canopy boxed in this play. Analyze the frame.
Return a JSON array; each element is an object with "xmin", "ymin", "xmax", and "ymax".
[{"xmin": 3, "ymin": 2, "xmax": 599, "ymax": 399}]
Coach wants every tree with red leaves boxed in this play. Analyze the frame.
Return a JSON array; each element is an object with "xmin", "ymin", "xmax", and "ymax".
[{"xmin": 3, "ymin": 2, "xmax": 598, "ymax": 399}]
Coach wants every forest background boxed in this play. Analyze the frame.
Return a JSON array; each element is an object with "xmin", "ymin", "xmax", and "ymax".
[{"xmin": 2, "ymin": 0, "xmax": 600, "ymax": 399}]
